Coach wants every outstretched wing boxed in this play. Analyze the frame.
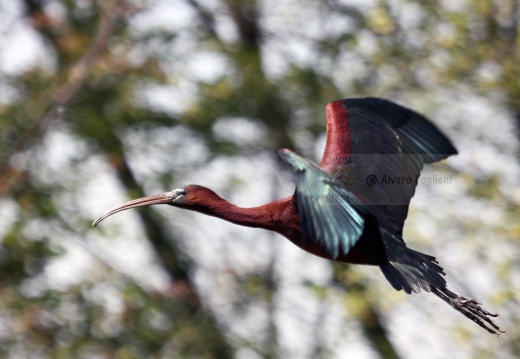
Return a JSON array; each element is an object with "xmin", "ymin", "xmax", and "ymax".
[
  {"xmin": 320, "ymin": 98, "xmax": 457, "ymax": 236},
  {"xmin": 278, "ymin": 149, "xmax": 365, "ymax": 259}
]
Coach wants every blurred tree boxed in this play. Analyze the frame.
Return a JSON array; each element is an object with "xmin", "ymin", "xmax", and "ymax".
[{"xmin": 0, "ymin": 0, "xmax": 518, "ymax": 358}]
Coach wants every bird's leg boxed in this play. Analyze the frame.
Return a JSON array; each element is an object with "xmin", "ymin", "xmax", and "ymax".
[{"xmin": 431, "ymin": 287, "xmax": 504, "ymax": 335}]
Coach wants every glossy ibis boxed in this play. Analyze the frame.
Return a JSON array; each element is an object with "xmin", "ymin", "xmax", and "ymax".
[{"xmin": 93, "ymin": 98, "xmax": 503, "ymax": 335}]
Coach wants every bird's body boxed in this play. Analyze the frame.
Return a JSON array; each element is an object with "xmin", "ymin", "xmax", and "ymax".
[
  {"xmin": 94, "ymin": 97, "xmax": 503, "ymax": 335},
  {"xmin": 179, "ymin": 187, "xmax": 381, "ymax": 265}
]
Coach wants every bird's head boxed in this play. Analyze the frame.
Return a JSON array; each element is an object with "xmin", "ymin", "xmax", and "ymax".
[{"xmin": 92, "ymin": 184, "xmax": 221, "ymax": 226}]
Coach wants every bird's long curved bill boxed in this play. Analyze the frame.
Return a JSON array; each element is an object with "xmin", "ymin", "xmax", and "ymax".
[{"xmin": 92, "ymin": 193, "xmax": 173, "ymax": 227}]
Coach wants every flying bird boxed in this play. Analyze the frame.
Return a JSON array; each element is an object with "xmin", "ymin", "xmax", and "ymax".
[{"xmin": 94, "ymin": 98, "xmax": 503, "ymax": 335}]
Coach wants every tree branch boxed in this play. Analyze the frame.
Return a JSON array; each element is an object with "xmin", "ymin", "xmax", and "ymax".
[
  {"xmin": 100, "ymin": 131, "xmax": 234, "ymax": 357},
  {"xmin": 0, "ymin": 0, "xmax": 126, "ymax": 179}
]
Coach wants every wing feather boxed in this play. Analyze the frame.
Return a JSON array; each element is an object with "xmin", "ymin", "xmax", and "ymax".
[
  {"xmin": 321, "ymin": 98, "xmax": 457, "ymax": 237},
  {"xmin": 279, "ymin": 149, "xmax": 365, "ymax": 258}
]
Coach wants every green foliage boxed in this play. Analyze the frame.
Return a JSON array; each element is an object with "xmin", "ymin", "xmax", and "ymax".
[{"xmin": 0, "ymin": 0, "xmax": 519, "ymax": 358}]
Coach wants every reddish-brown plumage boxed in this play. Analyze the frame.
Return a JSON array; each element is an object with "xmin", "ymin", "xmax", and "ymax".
[
  {"xmin": 180, "ymin": 185, "xmax": 376, "ymax": 265},
  {"xmin": 320, "ymin": 100, "xmax": 353, "ymax": 171}
]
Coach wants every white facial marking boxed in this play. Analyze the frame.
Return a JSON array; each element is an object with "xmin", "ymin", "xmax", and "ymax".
[{"xmin": 168, "ymin": 188, "xmax": 187, "ymax": 203}]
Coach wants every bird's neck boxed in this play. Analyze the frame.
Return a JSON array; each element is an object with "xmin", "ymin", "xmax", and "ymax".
[{"xmin": 185, "ymin": 192, "xmax": 295, "ymax": 231}]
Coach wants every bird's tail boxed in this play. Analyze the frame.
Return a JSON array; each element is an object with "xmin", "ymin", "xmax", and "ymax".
[
  {"xmin": 379, "ymin": 243, "xmax": 504, "ymax": 335},
  {"xmin": 379, "ymin": 247, "xmax": 447, "ymax": 294}
]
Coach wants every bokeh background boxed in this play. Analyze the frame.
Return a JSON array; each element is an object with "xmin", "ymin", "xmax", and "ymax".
[{"xmin": 1, "ymin": 0, "xmax": 519, "ymax": 358}]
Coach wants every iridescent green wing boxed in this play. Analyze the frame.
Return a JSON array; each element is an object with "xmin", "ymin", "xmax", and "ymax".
[{"xmin": 279, "ymin": 149, "xmax": 365, "ymax": 259}]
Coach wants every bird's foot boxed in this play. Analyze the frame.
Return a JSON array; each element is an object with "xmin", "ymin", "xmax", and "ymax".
[{"xmin": 432, "ymin": 287, "xmax": 505, "ymax": 336}]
